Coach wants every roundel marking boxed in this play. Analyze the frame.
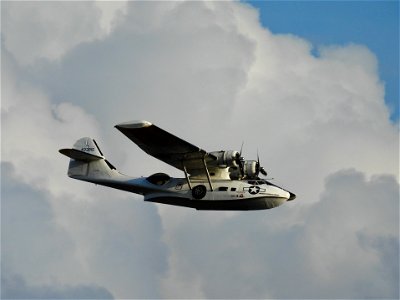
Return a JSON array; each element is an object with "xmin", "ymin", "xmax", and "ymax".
[{"xmin": 248, "ymin": 185, "xmax": 260, "ymax": 195}]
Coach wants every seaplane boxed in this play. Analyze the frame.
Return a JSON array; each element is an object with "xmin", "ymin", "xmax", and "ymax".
[{"xmin": 59, "ymin": 120, "xmax": 296, "ymax": 210}]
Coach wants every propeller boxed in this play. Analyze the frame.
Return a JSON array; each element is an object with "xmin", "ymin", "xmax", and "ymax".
[
  {"xmin": 235, "ymin": 142, "xmax": 245, "ymax": 178},
  {"xmin": 256, "ymin": 150, "xmax": 268, "ymax": 177}
]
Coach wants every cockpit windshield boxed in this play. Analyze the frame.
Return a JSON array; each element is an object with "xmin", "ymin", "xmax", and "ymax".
[{"xmin": 247, "ymin": 180, "xmax": 270, "ymax": 185}]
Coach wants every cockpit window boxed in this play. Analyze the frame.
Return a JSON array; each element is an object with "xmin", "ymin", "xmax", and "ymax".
[
  {"xmin": 248, "ymin": 180, "xmax": 267, "ymax": 185},
  {"xmin": 247, "ymin": 180, "xmax": 270, "ymax": 185},
  {"xmin": 146, "ymin": 173, "xmax": 170, "ymax": 185}
]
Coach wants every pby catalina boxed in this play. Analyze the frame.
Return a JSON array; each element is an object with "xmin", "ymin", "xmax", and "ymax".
[{"xmin": 59, "ymin": 120, "xmax": 296, "ymax": 210}]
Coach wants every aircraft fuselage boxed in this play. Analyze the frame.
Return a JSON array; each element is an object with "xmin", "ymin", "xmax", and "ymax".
[{"xmin": 74, "ymin": 173, "xmax": 295, "ymax": 210}]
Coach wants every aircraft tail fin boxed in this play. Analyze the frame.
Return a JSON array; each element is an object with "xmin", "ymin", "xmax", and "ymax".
[
  {"xmin": 59, "ymin": 137, "xmax": 117, "ymax": 179},
  {"xmin": 60, "ymin": 137, "xmax": 104, "ymax": 160}
]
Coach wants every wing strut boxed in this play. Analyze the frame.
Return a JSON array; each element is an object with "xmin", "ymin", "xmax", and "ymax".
[
  {"xmin": 202, "ymin": 157, "xmax": 214, "ymax": 191},
  {"xmin": 182, "ymin": 162, "xmax": 192, "ymax": 190}
]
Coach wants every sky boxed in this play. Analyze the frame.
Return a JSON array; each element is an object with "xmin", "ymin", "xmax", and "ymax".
[
  {"xmin": 1, "ymin": 1, "xmax": 399, "ymax": 299},
  {"xmin": 246, "ymin": 0, "xmax": 399, "ymax": 122}
]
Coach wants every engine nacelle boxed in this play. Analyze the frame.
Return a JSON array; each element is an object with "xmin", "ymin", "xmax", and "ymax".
[
  {"xmin": 244, "ymin": 160, "xmax": 259, "ymax": 179},
  {"xmin": 210, "ymin": 150, "xmax": 240, "ymax": 168},
  {"xmin": 229, "ymin": 160, "xmax": 259, "ymax": 180}
]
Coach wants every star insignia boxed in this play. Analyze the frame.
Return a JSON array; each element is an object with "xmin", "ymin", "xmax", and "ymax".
[{"xmin": 248, "ymin": 185, "xmax": 260, "ymax": 195}]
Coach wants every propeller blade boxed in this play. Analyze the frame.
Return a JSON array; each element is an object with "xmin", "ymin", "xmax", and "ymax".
[
  {"xmin": 237, "ymin": 142, "xmax": 245, "ymax": 178},
  {"xmin": 256, "ymin": 149, "xmax": 260, "ymax": 174},
  {"xmin": 256, "ymin": 149, "xmax": 267, "ymax": 176}
]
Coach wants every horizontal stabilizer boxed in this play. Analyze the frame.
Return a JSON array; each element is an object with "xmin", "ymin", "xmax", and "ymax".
[{"xmin": 59, "ymin": 148, "xmax": 103, "ymax": 161}]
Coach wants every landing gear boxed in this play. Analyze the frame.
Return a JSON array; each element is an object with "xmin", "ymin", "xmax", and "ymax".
[{"xmin": 192, "ymin": 185, "xmax": 207, "ymax": 199}]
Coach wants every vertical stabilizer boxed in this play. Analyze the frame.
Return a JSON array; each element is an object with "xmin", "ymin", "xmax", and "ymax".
[
  {"xmin": 73, "ymin": 137, "xmax": 104, "ymax": 158},
  {"xmin": 59, "ymin": 137, "xmax": 116, "ymax": 179}
]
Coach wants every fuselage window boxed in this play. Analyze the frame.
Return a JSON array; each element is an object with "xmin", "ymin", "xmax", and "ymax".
[
  {"xmin": 218, "ymin": 187, "xmax": 228, "ymax": 191},
  {"xmin": 231, "ymin": 187, "xmax": 237, "ymax": 191},
  {"xmin": 248, "ymin": 180, "xmax": 256, "ymax": 185}
]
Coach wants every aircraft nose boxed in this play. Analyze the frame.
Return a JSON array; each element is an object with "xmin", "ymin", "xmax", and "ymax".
[{"xmin": 288, "ymin": 192, "xmax": 296, "ymax": 201}]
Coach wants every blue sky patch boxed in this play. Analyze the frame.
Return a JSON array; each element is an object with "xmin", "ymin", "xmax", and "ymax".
[{"xmin": 245, "ymin": 0, "xmax": 399, "ymax": 122}]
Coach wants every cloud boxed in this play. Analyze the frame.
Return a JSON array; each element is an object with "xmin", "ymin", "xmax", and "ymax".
[
  {"xmin": 1, "ymin": 162, "xmax": 113, "ymax": 299},
  {"xmin": 1, "ymin": 2, "xmax": 108, "ymax": 65},
  {"xmin": 33, "ymin": 1, "xmax": 255, "ymax": 132},
  {"xmin": 161, "ymin": 169, "xmax": 399, "ymax": 299},
  {"xmin": 1, "ymin": 49, "xmax": 101, "ymax": 196},
  {"xmin": 293, "ymin": 169, "xmax": 399, "ymax": 298},
  {"xmin": 2, "ymin": 162, "xmax": 79, "ymax": 285},
  {"xmin": 1, "ymin": 161, "xmax": 168, "ymax": 298},
  {"xmin": 2, "ymin": 1, "xmax": 398, "ymax": 299},
  {"xmin": 26, "ymin": 1, "xmax": 397, "ymax": 188},
  {"xmin": 2, "ymin": 274, "xmax": 113, "ymax": 299}
]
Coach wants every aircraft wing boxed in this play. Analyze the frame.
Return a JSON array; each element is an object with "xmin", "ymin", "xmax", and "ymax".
[{"xmin": 115, "ymin": 120, "xmax": 215, "ymax": 173}]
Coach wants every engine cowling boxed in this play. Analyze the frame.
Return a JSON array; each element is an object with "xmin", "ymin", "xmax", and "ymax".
[
  {"xmin": 244, "ymin": 160, "xmax": 259, "ymax": 179},
  {"xmin": 229, "ymin": 160, "xmax": 259, "ymax": 179},
  {"xmin": 210, "ymin": 150, "xmax": 240, "ymax": 168}
]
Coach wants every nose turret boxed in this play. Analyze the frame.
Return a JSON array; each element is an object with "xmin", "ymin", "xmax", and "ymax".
[{"xmin": 288, "ymin": 192, "xmax": 296, "ymax": 201}]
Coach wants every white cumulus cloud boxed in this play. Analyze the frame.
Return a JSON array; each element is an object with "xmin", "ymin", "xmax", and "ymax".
[{"xmin": 1, "ymin": 1, "xmax": 398, "ymax": 299}]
